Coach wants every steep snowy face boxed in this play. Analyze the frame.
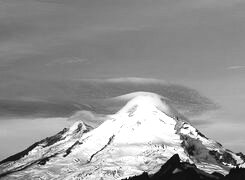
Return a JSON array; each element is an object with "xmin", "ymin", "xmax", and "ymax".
[{"xmin": 0, "ymin": 93, "xmax": 244, "ymax": 180}]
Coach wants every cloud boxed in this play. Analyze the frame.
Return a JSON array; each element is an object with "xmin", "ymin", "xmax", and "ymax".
[
  {"xmin": 227, "ymin": 65, "xmax": 245, "ymax": 70},
  {"xmin": 102, "ymin": 77, "xmax": 167, "ymax": 84},
  {"xmin": 46, "ymin": 57, "xmax": 88, "ymax": 66},
  {"xmin": 79, "ymin": 77, "xmax": 219, "ymax": 117}
]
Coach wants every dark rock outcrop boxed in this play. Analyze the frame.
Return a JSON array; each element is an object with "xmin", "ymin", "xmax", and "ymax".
[
  {"xmin": 224, "ymin": 167, "xmax": 245, "ymax": 180},
  {"xmin": 123, "ymin": 154, "xmax": 245, "ymax": 180},
  {"xmin": 209, "ymin": 150, "xmax": 237, "ymax": 166}
]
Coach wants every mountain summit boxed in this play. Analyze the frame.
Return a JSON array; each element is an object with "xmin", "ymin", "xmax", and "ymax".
[{"xmin": 0, "ymin": 92, "xmax": 244, "ymax": 179}]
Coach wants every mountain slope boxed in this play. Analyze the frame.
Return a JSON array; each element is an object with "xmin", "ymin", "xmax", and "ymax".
[{"xmin": 0, "ymin": 92, "xmax": 244, "ymax": 180}]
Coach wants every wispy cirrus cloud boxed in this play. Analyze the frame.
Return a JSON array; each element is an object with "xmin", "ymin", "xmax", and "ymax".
[
  {"xmin": 227, "ymin": 65, "xmax": 245, "ymax": 70},
  {"xmin": 45, "ymin": 57, "xmax": 88, "ymax": 66}
]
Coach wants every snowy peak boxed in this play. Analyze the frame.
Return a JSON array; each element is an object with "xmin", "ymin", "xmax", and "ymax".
[
  {"xmin": 117, "ymin": 93, "xmax": 168, "ymax": 114},
  {"xmin": 0, "ymin": 92, "xmax": 245, "ymax": 180},
  {"xmin": 116, "ymin": 92, "xmax": 180, "ymax": 120}
]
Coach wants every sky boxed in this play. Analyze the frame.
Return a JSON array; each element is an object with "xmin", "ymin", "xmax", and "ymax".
[{"xmin": 0, "ymin": 0, "xmax": 245, "ymax": 158}]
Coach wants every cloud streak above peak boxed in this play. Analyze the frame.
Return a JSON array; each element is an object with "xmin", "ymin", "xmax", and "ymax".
[
  {"xmin": 227, "ymin": 65, "xmax": 245, "ymax": 70},
  {"xmin": 45, "ymin": 57, "xmax": 88, "ymax": 66}
]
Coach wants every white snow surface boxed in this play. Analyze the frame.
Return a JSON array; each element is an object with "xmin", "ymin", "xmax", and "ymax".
[{"xmin": 0, "ymin": 92, "xmax": 244, "ymax": 180}]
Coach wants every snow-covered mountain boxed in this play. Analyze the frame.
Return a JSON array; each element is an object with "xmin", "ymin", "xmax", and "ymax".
[{"xmin": 0, "ymin": 92, "xmax": 244, "ymax": 180}]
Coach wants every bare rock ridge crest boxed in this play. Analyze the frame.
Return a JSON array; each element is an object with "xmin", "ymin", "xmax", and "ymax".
[{"xmin": 0, "ymin": 92, "xmax": 244, "ymax": 180}]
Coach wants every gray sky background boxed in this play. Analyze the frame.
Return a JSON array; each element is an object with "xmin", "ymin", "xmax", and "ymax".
[{"xmin": 0, "ymin": 0, "xmax": 245, "ymax": 157}]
